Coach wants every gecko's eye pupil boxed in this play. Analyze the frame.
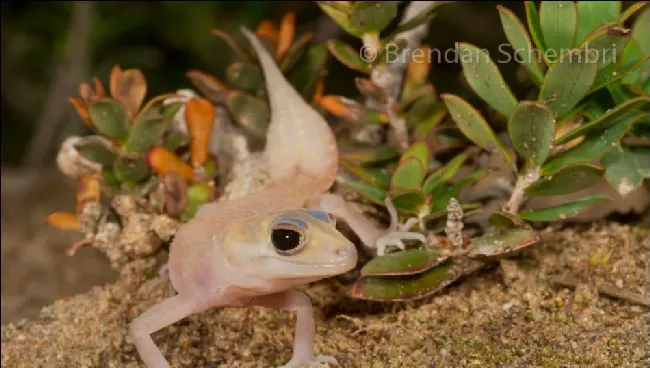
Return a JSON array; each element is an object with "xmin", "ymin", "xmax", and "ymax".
[{"xmin": 271, "ymin": 228, "xmax": 302, "ymax": 253}]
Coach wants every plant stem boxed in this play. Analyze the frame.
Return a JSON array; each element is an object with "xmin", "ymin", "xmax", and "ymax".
[
  {"xmin": 503, "ymin": 165, "xmax": 540, "ymax": 215},
  {"xmin": 357, "ymin": 1, "xmax": 436, "ymax": 151}
]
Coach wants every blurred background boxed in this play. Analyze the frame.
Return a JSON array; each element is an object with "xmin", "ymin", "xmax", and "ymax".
[{"xmin": 5, "ymin": 1, "xmax": 639, "ymax": 325}]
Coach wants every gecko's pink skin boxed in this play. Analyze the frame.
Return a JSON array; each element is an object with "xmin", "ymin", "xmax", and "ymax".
[{"xmin": 130, "ymin": 26, "xmax": 424, "ymax": 368}]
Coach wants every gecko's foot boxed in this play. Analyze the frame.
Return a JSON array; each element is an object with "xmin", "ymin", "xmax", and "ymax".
[
  {"xmin": 278, "ymin": 355, "xmax": 338, "ymax": 368},
  {"xmin": 373, "ymin": 196, "xmax": 426, "ymax": 256}
]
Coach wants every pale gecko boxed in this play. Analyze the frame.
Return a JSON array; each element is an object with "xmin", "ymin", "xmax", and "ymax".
[{"xmin": 129, "ymin": 26, "xmax": 425, "ymax": 368}]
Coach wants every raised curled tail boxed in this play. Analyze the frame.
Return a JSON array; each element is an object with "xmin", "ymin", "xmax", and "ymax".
[{"xmin": 240, "ymin": 26, "xmax": 338, "ymax": 191}]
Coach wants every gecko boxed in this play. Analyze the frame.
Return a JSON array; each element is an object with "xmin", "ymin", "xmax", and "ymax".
[{"xmin": 129, "ymin": 26, "xmax": 426, "ymax": 368}]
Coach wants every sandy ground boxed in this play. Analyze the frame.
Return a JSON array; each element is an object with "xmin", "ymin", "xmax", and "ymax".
[{"xmin": 2, "ymin": 196, "xmax": 648, "ymax": 368}]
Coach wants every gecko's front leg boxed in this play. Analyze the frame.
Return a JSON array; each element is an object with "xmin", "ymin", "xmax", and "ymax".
[
  {"xmin": 247, "ymin": 289, "xmax": 338, "ymax": 368},
  {"xmin": 315, "ymin": 194, "xmax": 426, "ymax": 256},
  {"xmin": 129, "ymin": 294, "xmax": 202, "ymax": 368}
]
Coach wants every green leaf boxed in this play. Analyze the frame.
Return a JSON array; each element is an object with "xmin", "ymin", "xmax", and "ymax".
[
  {"xmin": 180, "ymin": 183, "xmax": 213, "ymax": 222},
  {"xmin": 351, "ymin": 260, "xmax": 462, "ymax": 301},
  {"xmin": 575, "ymin": 1, "xmax": 621, "ymax": 45},
  {"xmin": 226, "ymin": 91, "xmax": 270, "ymax": 139},
  {"xmin": 226, "ymin": 62, "xmax": 263, "ymax": 93},
  {"xmin": 113, "ymin": 155, "xmax": 149, "ymax": 183},
  {"xmin": 441, "ymin": 94, "xmax": 514, "ymax": 169},
  {"xmin": 497, "ymin": 5, "xmax": 545, "ymax": 85},
  {"xmin": 338, "ymin": 142, "xmax": 400, "ymax": 164},
  {"xmin": 422, "ymin": 151, "xmax": 469, "ymax": 196},
  {"xmin": 317, "ymin": 1, "xmax": 365, "ymax": 38},
  {"xmin": 405, "ymin": 93, "xmax": 438, "ymax": 129},
  {"xmin": 339, "ymin": 160, "xmax": 390, "ymax": 189},
  {"xmin": 413, "ymin": 101, "xmax": 448, "ymax": 140},
  {"xmin": 519, "ymin": 194, "xmax": 610, "ymax": 221},
  {"xmin": 402, "ymin": 141, "xmax": 430, "ymax": 169},
  {"xmin": 631, "ymin": 7, "xmax": 650, "ymax": 54},
  {"xmin": 540, "ymin": 1, "xmax": 578, "ymax": 62},
  {"xmin": 526, "ymin": 163, "xmax": 604, "ymax": 196},
  {"xmin": 488, "ymin": 211, "xmax": 526, "ymax": 229},
  {"xmin": 543, "ymin": 111, "xmax": 644, "ymax": 174},
  {"xmin": 538, "ymin": 48, "xmax": 599, "ymax": 118},
  {"xmin": 429, "ymin": 169, "xmax": 487, "ymax": 213},
  {"xmin": 88, "ymin": 99, "xmax": 130, "ymax": 140},
  {"xmin": 349, "ymin": 1, "xmax": 399, "ymax": 33},
  {"xmin": 391, "ymin": 191, "xmax": 427, "ymax": 215},
  {"xmin": 162, "ymin": 130, "xmax": 191, "ymax": 152},
  {"xmin": 279, "ymin": 33, "xmax": 314, "ymax": 72},
  {"xmin": 343, "ymin": 180, "xmax": 387, "ymax": 206},
  {"xmin": 390, "ymin": 157, "xmax": 425, "ymax": 192},
  {"xmin": 161, "ymin": 101, "xmax": 184, "ymax": 120},
  {"xmin": 456, "ymin": 42, "xmax": 518, "ymax": 118},
  {"xmin": 288, "ymin": 43, "xmax": 329, "ymax": 98},
  {"xmin": 123, "ymin": 118, "xmax": 171, "ymax": 153},
  {"xmin": 579, "ymin": 24, "xmax": 631, "ymax": 89},
  {"xmin": 619, "ymin": 2, "xmax": 648, "ymax": 24},
  {"xmin": 74, "ymin": 136, "xmax": 118, "ymax": 165},
  {"xmin": 508, "ymin": 101, "xmax": 556, "ymax": 166},
  {"xmin": 468, "ymin": 228, "xmax": 541, "ymax": 257},
  {"xmin": 556, "ymin": 96, "xmax": 650, "ymax": 144},
  {"xmin": 101, "ymin": 167, "xmax": 121, "ymax": 190},
  {"xmin": 361, "ymin": 247, "xmax": 446, "ymax": 276},
  {"xmin": 399, "ymin": 84, "xmax": 435, "ymax": 113},
  {"xmin": 525, "ymin": 1, "xmax": 547, "ymax": 53},
  {"xmin": 601, "ymin": 144, "xmax": 650, "ymax": 196},
  {"xmin": 620, "ymin": 40, "xmax": 650, "ymax": 86},
  {"xmin": 390, "ymin": 1, "xmax": 454, "ymax": 36},
  {"xmin": 326, "ymin": 39, "xmax": 371, "ymax": 74}
]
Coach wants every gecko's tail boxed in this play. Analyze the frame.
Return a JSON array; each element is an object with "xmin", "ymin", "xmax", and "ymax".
[{"xmin": 240, "ymin": 26, "xmax": 338, "ymax": 192}]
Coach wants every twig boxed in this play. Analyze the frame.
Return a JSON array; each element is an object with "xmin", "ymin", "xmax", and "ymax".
[
  {"xmin": 445, "ymin": 197, "xmax": 464, "ymax": 250},
  {"xmin": 22, "ymin": 1, "xmax": 94, "ymax": 168},
  {"xmin": 550, "ymin": 275, "xmax": 649, "ymax": 308},
  {"xmin": 359, "ymin": 1, "xmax": 436, "ymax": 151},
  {"xmin": 503, "ymin": 166, "xmax": 540, "ymax": 215}
]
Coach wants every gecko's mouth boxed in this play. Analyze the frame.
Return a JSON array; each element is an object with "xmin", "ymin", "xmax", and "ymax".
[{"xmin": 261, "ymin": 257, "xmax": 356, "ymax": 277}]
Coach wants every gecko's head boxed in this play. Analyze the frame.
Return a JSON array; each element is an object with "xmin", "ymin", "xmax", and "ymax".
[{"xmin": 224, "ymin": 209, "xmax": 358, "ymax": 283}]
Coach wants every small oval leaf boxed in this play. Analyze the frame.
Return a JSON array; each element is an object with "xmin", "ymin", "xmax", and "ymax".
[
  {"xmin": 540, "ymin": 1, "xmax": 578, "ymax": 62},
  {"xmin": 457, "ymin": 42, "xmax": 518, "ymax": 118},
  {"xmin": 349, "ymin": 1, "xmax": 399, "ymax": 33},
  {"xmin": 361, "ymin": 247, "xmax": 447, "ymax": 276},
  {"xmin": 326, "ymin": 39, "xmax": 371, "ymax": 73},
  {"xmin": 575, "ymin": 1, "xmax": 621, "ymax": 45},
  {"xmin": 508, "ymin": 101, "xmax": 556, "ymax": 166},
  {"xmin": 543, "ymin": 111, "xmax": 644, "ymax": 174},
  {"xmin": 113, "ymin": 155, "xmax": 149, "ymax": 183},
  {"xmin": 279, "ymin": 33, "xmax": 314, "ymax": 72},
  {"xmin": 123, "ymin": 118, "xmax": 171, "ymax": 153},
  {"xmin": 390, "ymin": 157, "xmax": 425, "ymax": 192},
  {"xmin": 519, "ymin": 194, "xmax": 610, "ymax": 221},
  {"xmin": 352, "ymin": 258, "xmax": 483, "ymax": 302},
  {"xmin": 556, "ymin": 96, "xmax": 650, "ymax": 144},
  {"xmin": 498, "ymin": 5, "xmax": 545, "ymax": 85},
  {"xmin": 468, "ymin": 227, "xmax": 540, "ymax": 257},
  {"xmin": 601, "ymin": 144, "xmax": 650, "ymax": 196},
  {"xmin": 442, "ymin": 94, "xmax": 514, "ymax": 169},
  {"xmin": 524, "ymin": 1, "xmax": 547, "ymax": 53},
  {"xmin": 526, "ymin": 163, "xmax": 604, "ymax": 196},
  {"xmin": 226, "ymin": 62, "xmax": 263, "ymax": 93},
  {"xmin": 288, "ymin": 43, "xmax": 329, "ymax": 98},
  {"xmin": 579, "ymin": 23, "xmax": 631, "ymax": 89},
  {"xmin": 226, "ymin": 91, "xmax": 270, "ymax": 139},
  {"xmin": 342, "ymin": 180, "xmax": 387, "ymax": 206},
  {"xmin": 88, "ymin": 99, "xmax": 130, "ymax": 140},
  {"xmin": 422, "ymin": 151, "xmax": 469, "ymax": 196},
  {"xmin": 538, "ymin": 48, "xmax": 599, "ymax": 117},
  {"xmin": 74, "ymin": 136, "xmax": 118, "ymax": 165}
]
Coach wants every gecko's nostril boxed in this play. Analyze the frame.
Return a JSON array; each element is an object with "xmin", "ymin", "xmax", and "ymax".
[{"xmin": 335, "ymin": 247, "xmax": 346, "ymax": 257}]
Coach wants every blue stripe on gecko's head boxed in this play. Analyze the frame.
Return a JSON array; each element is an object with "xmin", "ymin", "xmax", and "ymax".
[
  {"xmin": 306, "ymin": 209, "xmax": 332, "ymax": 224},
  {"xmin": 271, "ymin": 216, "xmax": 308, "ymax": 230}
]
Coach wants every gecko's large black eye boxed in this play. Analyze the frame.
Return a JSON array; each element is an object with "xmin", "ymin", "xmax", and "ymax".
[{"xmin": 271, "ymin": 226, "xmax": 304, "ymax": 255}]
